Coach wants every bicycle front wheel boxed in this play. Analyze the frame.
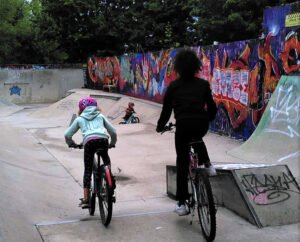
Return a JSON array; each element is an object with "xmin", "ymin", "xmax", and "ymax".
[
  {"xmin": 98, "ymin": 166, "xmax": 113, "ymax": 226},
  {"xmin": 196, "ymin": 172, "xmax": 216, "ymax": 242},
  {"xmin": 133, "ymin": 117, "xmax": 140, "ymax": 123}
]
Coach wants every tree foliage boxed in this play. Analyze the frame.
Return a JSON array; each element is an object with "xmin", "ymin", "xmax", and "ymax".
[
  {"xmin": 0, "ymin": 0, "xmax": 33, "ymax": 64},
  {"xmin": 189, "ymin": 0, "xmax": 298, "ymax": 45},
  {"xmin": 0, "ymin": 0, "xmax": 298, "ymax": 64}
]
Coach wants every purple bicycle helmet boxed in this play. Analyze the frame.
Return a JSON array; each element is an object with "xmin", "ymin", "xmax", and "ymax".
[{"xmin": 79, "ymin": 97, "xmax": 97, "ymax": 111}]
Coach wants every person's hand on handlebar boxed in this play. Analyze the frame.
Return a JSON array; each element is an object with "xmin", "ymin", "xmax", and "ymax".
[
  {"xmin": 68, "ymin": 143, "xmax": 83, "ymax": 149},
  {"xmin": 158, "ymin": 122, "xmax": 175, "ymax": 134},
  {"xmin": 156, "ymin": 126, "xmax": 164, "ymax": 133}
]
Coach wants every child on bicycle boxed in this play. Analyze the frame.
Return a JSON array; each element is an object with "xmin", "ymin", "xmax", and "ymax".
[
  {"xmin": 156, "ymin": 49, "xmax": 217, "ymax": 216},
  {"xmin": 64, "ymin": 97, "xmax": 117, "ymax": 208},
  {"xmin": 123, "ymin": 102, "xmax": 135, "ymax": 121}
]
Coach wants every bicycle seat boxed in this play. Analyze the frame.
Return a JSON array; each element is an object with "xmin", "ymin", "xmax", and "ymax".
[{"xmin": 189, "ymin": 140, "xmax": 204, "ymax": 146}]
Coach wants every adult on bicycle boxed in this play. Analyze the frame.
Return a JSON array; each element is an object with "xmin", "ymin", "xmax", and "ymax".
[
  {"xmin": 156, "ymin": 49, "xmax": 217, "ymax": 216},
  {"xmin": 64, "ymin": 97, "xmax": 117, "ymax": 208}
]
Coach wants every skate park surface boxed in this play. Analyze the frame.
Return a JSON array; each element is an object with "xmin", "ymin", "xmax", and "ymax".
[{"xmin": 0, "ymin": 86, "xmax": 299, "ymax": 241}]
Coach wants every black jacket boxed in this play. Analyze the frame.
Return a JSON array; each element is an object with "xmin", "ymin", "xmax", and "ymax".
[{"xmin": 157, "ymin": 77, "xmax": 217, "ymax": 131}]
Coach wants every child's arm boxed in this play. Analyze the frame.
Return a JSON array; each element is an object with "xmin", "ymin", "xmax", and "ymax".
[
  {"xmin": 102, "ymin": 115, "xmax": 117, "ymax": 146},
  {"xmin": 64, "ymin": 118, "xmax": 80, "ymax": 147}
]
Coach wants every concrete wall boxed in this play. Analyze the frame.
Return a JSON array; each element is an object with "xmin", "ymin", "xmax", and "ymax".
[{"xmin": 0, "ymin": 69, "xmax": 84, "ymax": 104}]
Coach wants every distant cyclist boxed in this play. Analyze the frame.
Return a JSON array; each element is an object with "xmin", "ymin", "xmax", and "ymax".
[
  {"xmin": 64, "ymin": 97, "xmax": 117, "ymax": 208},
  {"xmin": 123, "ymin": 102, "xmax": 135, "ymax": 122},
  {"xmin": 156, "ymin": 48, "xmax": 217, "ymax": 216}
]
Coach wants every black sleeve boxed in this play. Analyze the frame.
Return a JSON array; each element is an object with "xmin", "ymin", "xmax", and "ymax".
[
  {"xmin": 205, "ymin": 82, "xmax": 217, "ymax": 121},
  {"xmin": 156, "ymin": 85, "xmax": 173, "ymax": 132}
]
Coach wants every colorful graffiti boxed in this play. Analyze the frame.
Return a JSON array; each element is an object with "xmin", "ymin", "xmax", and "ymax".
[
  {"xmin": 280, "ymin": 29, "xmax": 300, "ymax": 74},
  {"xmin": 118, "ymin": 49, "xmax": 177, "ymax": 102},
  {"xmin": 87, "ymin": 3, "xmax": 300, "ymax": 140},
  {"xmin": 87, "ymin": 56, "xmax": 121, "ymax": 90}
]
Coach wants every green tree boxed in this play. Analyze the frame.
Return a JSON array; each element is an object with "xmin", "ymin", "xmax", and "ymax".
[
  {"xmin": 188, "ymin": 0, "xmax": 299, "ymax": 45},
  {"xmin": 0, "ymin": 0, "xmax": 33, "ymax": 64},
  {"xmin": 33, "ymin": 0, "xmax": 104, "ymax": 63},
  {"xmin": 1, "ymin": 0, "xmax": 297, "ymax": 64},
  {"xmin": 134, "ymin": 0, "xmax": 192, "ymax": 52}
]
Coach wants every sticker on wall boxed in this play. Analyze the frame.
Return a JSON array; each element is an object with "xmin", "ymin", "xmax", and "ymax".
[{"xmin": 285, "ymin": 12, "xmax": 300, "ymax": 27}]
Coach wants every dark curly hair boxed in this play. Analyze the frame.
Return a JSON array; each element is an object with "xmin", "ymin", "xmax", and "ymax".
[{"xmin": 173, "ymin": 48, "xmax": 201, "ymax": 79}]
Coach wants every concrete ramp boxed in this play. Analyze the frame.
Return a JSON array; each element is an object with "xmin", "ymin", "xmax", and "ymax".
[
  {"xmin": 228, "ymin": 75, "xmax": 300, "ymax": 183},
  {"xmin": 0, "ymin": 97, "xmax": 23, "ymax": 117},
  {"xmin": 212, "ymin": 164, "xmax": 300, "ymax": 227},
  {"xmin": 105, "ymin": 96, "xmax": 164, "ymax": 125},
  {"xmin": 167, "ymin": 164, "xmax": 300, "ymax": 227},
  {"xmin": 28, "ymin": 89, "xmax": 119, "ymax": 122},
  {"xmin": 27, "ymin": 89, "xmax": 165, "ymax": 127}
]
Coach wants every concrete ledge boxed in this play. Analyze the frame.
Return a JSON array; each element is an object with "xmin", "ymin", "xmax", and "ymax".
[
  {"xmin": 166, "ymin": 164, "xmax": 300, "ymax": 227},
  {"xmin": 103, "ymin": 84, "xmax": 117, "ymax": 93}
]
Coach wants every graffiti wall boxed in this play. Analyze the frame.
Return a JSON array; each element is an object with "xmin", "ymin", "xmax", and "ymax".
[
  {"xmin": 87, "ymin": 56, "xmax": 121, "ymax": 90},
  {"xmin": 87, "ymin": 3, "xmax": 300, "ymax": 140},
  {"xmin": 263, "ymin": 2, "xmax": 300, "ymax": 75}
]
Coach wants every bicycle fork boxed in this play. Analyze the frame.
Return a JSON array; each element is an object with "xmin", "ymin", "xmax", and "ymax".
[{"xmin": 102, "ymin": 165, "xmax": 116, "ymax": 203}]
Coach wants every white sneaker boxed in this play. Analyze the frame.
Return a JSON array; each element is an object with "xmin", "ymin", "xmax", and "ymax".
[
  {"xmin": 204, "ymin": 161, "xmax": 217, "ymax": 176},
  {"xmin": 174, "ymin": 204, "xmax": 188, "ymax": 216},
  {"xmin": 206, "ymin": 165, "xmax": 217, "ymax": 176}
]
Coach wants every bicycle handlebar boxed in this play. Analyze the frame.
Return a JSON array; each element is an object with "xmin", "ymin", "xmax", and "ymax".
[
  {"xmin": 68, "ymin": 143, "xmax": 115, "ymax": 149},
  {"xmin": 160, "ymin": 122, "xmax": 175, "ymax": 134},
  {"xmin": 69, "ymin": 143, "xmax": 83, "ymax": 149}
]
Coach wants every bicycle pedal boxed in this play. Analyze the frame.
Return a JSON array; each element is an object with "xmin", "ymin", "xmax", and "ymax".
[{"xmin": 112, "ymin": 194, "xmax": 116, "ymax": 203}]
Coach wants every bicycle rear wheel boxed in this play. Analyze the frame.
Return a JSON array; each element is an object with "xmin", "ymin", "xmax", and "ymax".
[
  {"xmin": 98, "ymin": 166, "xmax": 113, "ymax": 226},
  {"xmin": 89, "ymin": 174, "xmax": 96, "ymax": 216},
  {"xmin": 196, "ymin": 172, "xmax": 216, "ymax": 242}
]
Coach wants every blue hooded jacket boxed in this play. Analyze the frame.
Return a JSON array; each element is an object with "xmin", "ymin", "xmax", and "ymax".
[{"xmin": 64, "ymin": 106, "xmax": 117, "ymax": 146}]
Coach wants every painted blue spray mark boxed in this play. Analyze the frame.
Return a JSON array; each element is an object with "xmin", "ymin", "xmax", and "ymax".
[{"xmin": 9, "ymin": 85, "xmax": 21, "ymax": 96}]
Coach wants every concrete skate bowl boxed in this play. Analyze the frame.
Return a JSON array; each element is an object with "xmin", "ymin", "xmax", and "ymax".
[
  {"xmin": 0, "ymin": 97, "xmax": 23, "ymax": 117},
  {"xmin": 27, "ymin": 89, "xmax": 163, "ymax": 126},
  {"xmin": 27, "ymin": 89, "xmax": 118, "ymax": 123},
  {"xmin": 228, "ymin": 75, "xmax": 300, "ymax": 182},
  {"xmin": 105, "ymin": 96, "xmax": 163, "ymax": 126}
]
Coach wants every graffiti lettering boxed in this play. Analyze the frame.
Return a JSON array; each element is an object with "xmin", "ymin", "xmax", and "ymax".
[
  {"xmin": 266, "ymin": 85, "xmax": 300, "ymax": 137},
  {"xmin": 212, "ymin": 68, "xmax": 249, "ymax": 106},
  {"xmin": 8, "ymin": 71, "xmax": 21, "ymax": 80},
  {"xmin": 240, "ymin": 172, "xmax": 300, "ymax": 205}
]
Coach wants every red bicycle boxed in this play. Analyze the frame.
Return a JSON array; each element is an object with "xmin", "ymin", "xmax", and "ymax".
[
  {"xmin": 72, "ymin": 144, "xmax": 115, "ymax": 226},
  {"xmin": 162, "ymin": 123, "xmax": 216, "ymax": 241}
]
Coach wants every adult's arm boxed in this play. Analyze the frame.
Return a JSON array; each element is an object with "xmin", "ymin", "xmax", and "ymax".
[{"xmin": 156, "ymin": 85, "xmax": 173, "ymax": 132}]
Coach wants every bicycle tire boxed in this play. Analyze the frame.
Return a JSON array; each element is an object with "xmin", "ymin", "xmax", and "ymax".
[
  {"xmin": 89, "ymin": 174, "xmax": 96, "ymax": 216},
  {"xmin": 98, "ymin": 166, "xmax": 113, "ymax": 226},
  {"xmin": 196, "ymin": 172, "xmax": 216, "ymax": 242},
  {"xmin": 133, "ymin": 117, "xmax": 140, "ymax": 123}
]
